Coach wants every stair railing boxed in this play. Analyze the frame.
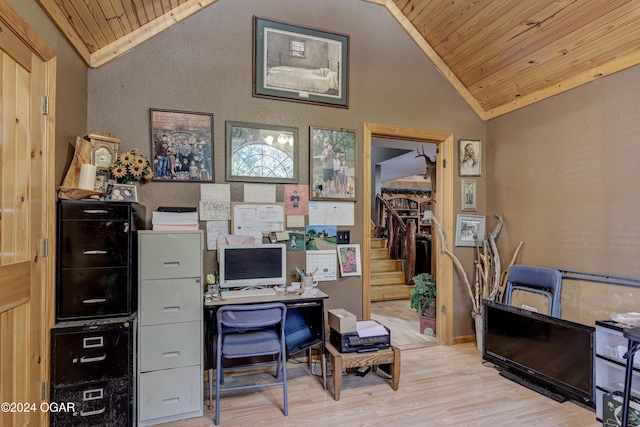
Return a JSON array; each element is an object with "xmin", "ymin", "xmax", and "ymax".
[{"xmin": 375, "ymin": 194, "xmax": 416, "ymax": 284}]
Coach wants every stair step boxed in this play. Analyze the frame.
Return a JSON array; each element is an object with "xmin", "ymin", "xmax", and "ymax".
[
  {"xmin": 370, "ymin": 271, "xmax": 406, "ymax": 286},
  {"xmin": 370, "ymin": 238, "xmax": 387, "ymax": 249},
  {"xmin": 371, "ymin": 248, "xmax": 389, "ymax": 260},
  {"xmin": 370, "ymin": 284, "xmax": 412, "ymax": 301},
  {"xmin": 371, "ymin": 259, "xmax": 403, "ymax": 273}
]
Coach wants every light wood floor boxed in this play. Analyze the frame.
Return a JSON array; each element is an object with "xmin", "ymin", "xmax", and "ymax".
[
  {"xmin": 160, "ymin": 343, "xmax": 598, "ymax": 427},
  {"xmin": 370, "ymin": 299, "xmax": 439, "ymax": 350}
]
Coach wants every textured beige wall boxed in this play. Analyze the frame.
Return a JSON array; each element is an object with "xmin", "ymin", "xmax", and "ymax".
[
  {"xmin": 86, "ymin": 0, "xmax": 486, "ymax": 332},
  {"xmin": 9, "ymin": 0, "xmax": 88, "ymax": 185},
  {"xmin": 487, "ymin": 64, "xmax": 640, "ymax": 325}
]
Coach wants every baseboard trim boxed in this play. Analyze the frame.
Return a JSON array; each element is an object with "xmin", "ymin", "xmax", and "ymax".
[{"xmin": 452, "ymin": 334, "xmax": 475, "ymax": 345}]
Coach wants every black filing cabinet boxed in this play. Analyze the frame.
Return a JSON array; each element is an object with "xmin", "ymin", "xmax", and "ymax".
[
  {"xmin": 52, "ymin": 200, "xmax": 145, "ymax": 427},
  {"xmin": 56, "ymin": 200, "xmax": 145, "ymax": 321},
  {"xmin": 51, "ymin": 317, "xmax": 134, "ymax": 427}
]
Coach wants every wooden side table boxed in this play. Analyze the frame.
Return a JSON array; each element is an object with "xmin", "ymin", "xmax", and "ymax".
[{"xmin": 325, "ymin": 342, "xmax": 400, "ymax": 401}]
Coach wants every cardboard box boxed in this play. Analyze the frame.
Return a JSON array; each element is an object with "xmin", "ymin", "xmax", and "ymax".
[
  {"xmin": 602, "ymin": 391, "xmax": 640, "ymax": 426},
  {"xmin": 328, "ymin": 309, "xmax": 357, "ymax": 334}
]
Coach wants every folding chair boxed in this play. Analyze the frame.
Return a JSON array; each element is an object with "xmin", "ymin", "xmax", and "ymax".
[
  {"xmin": 504, "ymin": 264, "xmax": 563, "ymax": 317},
  {"xmin": 213, "ymin": 302, "xmax": 288, "ymax": 425}
]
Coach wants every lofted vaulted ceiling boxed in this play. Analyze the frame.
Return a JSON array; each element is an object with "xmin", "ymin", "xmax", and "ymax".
[{"xmin": 35, "ymin": 0, "xmax": 640, "ymax": 119}]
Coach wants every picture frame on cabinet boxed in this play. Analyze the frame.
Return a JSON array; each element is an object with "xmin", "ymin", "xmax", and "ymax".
[
  {"xmin": 459, "ymin": 139, "xmax": 481, "ymax": 177},
  {"xmin": 455, "ymin": 214, "xmax": 486, "ymax": 247},
  {"xmin": 461, "ymin": 179, "xmax": 477, "ymax": 211},
  {"xmin": 226, "ymin": 121, "xmax": 298, "ymax": 183},
  {"xmin": 150, "ymin": 109, "xmax": 214, "ymax": 182},
  {"xmin": 310, "ymin": 126, "xmax": 356, "ymax": 201},
  {"xmin": 253, "ymin": 16, "xmax": 349, "ymax": 108},
  {"xmin": 110, "ymin": 183, "xmax": 137, "ymax": 202}
]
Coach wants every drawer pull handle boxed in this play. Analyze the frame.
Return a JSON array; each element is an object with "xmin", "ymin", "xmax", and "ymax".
[
  {"xmin": 83, "ymin": 336, "xmax": 104, "ymax": 348},
  {"xmin": 83, "ymin": 388, "xmax": 104, "ymax": 401},
  {"xmin": 163, "ymin": 262, "xmax": 180, "ymax": 268},
  {"xmin": 82, "ymin": 298, "xmax": 107, "ymax": 304},
  {"xmin": 83, "ymin": 250, "xmax": 107, "ymax": 255},
  {"xmin": 83, "ymin": 210, "xmax": 109, "ymax": 214},
  {"xmin": 163, "ymin": 351, "xmax": 180, "ymax": 359},
  {"xmin": 164, "ymin": 306, "xmax": 180, "ymax": 313},
  {"xmin": 80, "ymin": 407, "xmax": 106, "ymax": 417},
  {"xmin": 163, "ymin": 397, "xmax": 180, "ymax": 406},
  {"xmin": 80, "ymin": 354, "xmax": 106, "ymax": 363}
]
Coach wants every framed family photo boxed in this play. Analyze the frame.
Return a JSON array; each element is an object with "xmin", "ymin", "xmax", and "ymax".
[
  {"xmin": 109, "ymin": 183, "xmax": 137, "ymax": 202},
  {"xmin": 459, "ymin": 139, "xmax": 481, "ymax": 177},
  {"xmin": 455, "ymin": 214, "xmax": 486, "ymax": 247},
  {"xmin": 226, "ymin": 121, "xmax": 298, "ymax": 183},
  {"xmin": 253, "ymin": 16, "xmax": 349, "ymax": 108},
  {"xmin": 150, "ymin": 109, "xmax": 214, "ymax": 182},
  {"xmin": 310, "ymin": 126, "xmax": 356, "ymax": 201},
  {"xmin": 337, "ymin": 244, "xmax": 361, "ymax": 277},
  {"xmin": 461, "ymin": 179, "xmax": 477, "ymax": 211}
]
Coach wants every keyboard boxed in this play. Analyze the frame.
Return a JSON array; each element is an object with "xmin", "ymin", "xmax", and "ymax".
[{"xmin": 220, "ymin": 288, "xmax": 277, "ymax": 299}]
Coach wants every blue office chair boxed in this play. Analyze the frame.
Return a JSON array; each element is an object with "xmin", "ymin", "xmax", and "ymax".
[
  {"xmin": 504, "ymin": 264, "xmax": 563, "ymax": 317},
  {"xmin": 214, "ymin": 302, "xmax": 288, "ymax": 425}
]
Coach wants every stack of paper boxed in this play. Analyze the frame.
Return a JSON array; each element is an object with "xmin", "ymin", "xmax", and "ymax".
[{"xmin": 152, "ymin": 211, "xmax": 199, "ymax": 230}]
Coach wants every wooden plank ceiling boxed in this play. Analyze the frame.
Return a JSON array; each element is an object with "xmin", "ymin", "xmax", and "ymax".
[{"xmin": 36, "ymin": 0, "xmax": 640, "ymax": 119}]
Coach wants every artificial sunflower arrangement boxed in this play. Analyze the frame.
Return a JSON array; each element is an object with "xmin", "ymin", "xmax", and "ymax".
[{"xmin": 109, "ymin": 149, "xmax": 153, "ymax": 184}]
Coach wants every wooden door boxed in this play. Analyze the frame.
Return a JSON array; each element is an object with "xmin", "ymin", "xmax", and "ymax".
[{"xmin": 0, "ymin": 3, "xmax": 56, "ymax": 426}]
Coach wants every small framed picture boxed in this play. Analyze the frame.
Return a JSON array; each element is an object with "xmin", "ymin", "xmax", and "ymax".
[
  {"xmin": 94, "ymin": 169, "xmax": 109, "ymax": 193},
  {"xmin": 337, "ymin": 244, "xmax": 361, "ymax": 277},
  {"xmin": 310, "ymin": 126, "xmax": 356, "ymax": 200},
  {"xmin": 461, "ymin": 179, "xmax": 477, "ymax": 211},
  {"xmin": 109, "ymin": 183, "xmax": 138, "ymax": 202},
  {"xmin": 287, "ymin": 231, "xmax": 304, "ymax": 251},
  {"xmin": 459, "ymin": 139, "xmax": 481, "ymax": 177},
  {"xmin": 455, "ymin": 214, "xmax": 486, "ymax": 247}
]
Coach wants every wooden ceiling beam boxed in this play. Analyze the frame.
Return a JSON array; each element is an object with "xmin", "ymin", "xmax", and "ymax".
[
  {"xmin": 380, "ymin": 0, "xmax": 488, "ymax": 120},
  {"xmin": 90, "ymin": 0, "xmax": 220, "ymax": 68},
  {"xmin": 35, "ymin": 0, "xmax": 91, "ymax": 63}
]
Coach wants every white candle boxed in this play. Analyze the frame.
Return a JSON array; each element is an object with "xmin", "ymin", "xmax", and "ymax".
[{"xmin": 78, "ymin": 164, "xmax": 97, "ymax": 190}]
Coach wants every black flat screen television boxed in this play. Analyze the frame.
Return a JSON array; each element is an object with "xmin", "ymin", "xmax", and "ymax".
[{"xmin": 483, "ymin": 300, "xmax": 595, "ymax": 407}]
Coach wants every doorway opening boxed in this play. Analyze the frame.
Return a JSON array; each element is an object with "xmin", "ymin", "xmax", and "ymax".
[{"xmin": 362, "ymin": 123, "xmax": 454, "ymax": 346}]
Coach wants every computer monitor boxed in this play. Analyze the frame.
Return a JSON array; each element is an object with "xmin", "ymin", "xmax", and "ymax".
[{"xmin": 218, "ymin": 243, "xmax": 287, "ymax": 288}]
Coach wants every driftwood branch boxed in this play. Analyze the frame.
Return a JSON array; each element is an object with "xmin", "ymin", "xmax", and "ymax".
[
  {"xmin": 497, "ymin": 241, "xmax": 524, "ymax": 301},
  {"xmin": 430, "ymin": 214, "xmax": 479, "ymax": 316},
  {"xmin": 429, "ymin": 209, "xmax": 523, "ymax": 319}
]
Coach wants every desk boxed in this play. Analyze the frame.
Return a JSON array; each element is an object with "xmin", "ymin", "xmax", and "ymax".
[
  {"xmin": 325, "ymin": 342, "xmax": 400, "ymax": 401},
  {"xmin": 204, "ymin": 290, "xmax": 329, "ymax": 408}
]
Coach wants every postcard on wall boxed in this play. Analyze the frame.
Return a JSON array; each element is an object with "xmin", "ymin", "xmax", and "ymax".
[
  {"xmin": 287, "ymin": 214, "xmax": 306, "ymax": 228},
  {"xmin": 308, "ymin": 201, "xmax": 354, "ymax": 226},
  {"xmin": 308, "ymin": 201, "xmax": 325, "ymax": 225},
  {"xmin": 305, "ymin": 225, "xmax": 337, "ymax": 250},
  {"xmin": 286, "ymin": 230, "xmax": 305, "ymax": 251},
  {"xmin": 201, "ymin": 183, "xmax": 230, "ymax": 201},
  {"xmin": 206, "ymin": 220, "xmax": 230, "ymax": 250},
  {"xmin": 199, "ymin": 200, "xmax": 230, "ymax": 221},
  {"xmin": 244, "ymin": 183, "xmax": 276, "ymax": 202},
  {"xmin": 284, "ymin": 184, "xmax": 309, "ymax": 215}
]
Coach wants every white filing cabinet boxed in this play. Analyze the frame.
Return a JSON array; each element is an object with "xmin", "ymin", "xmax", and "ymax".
[
  {"xmin": 595, "ymin": 320, "xmax": 640, "ymax": 421},
  {"xmin": 137, "ymin": 231, "xmax": 204, "ymax": 426}
]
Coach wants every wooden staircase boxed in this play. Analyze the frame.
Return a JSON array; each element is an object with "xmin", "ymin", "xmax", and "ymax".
[{"xmin": 370, "ymin": 237, "xmax": 412, "ymax": 301}]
